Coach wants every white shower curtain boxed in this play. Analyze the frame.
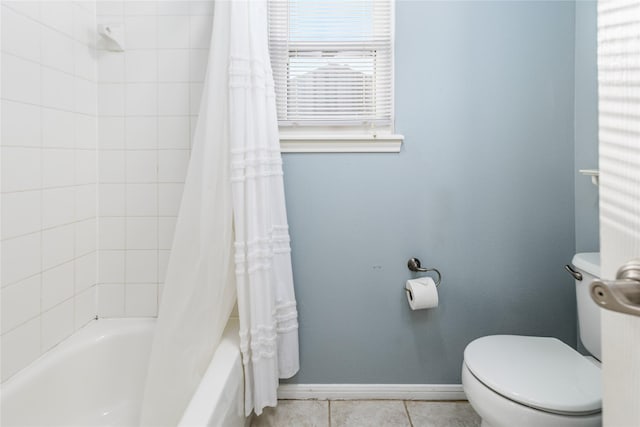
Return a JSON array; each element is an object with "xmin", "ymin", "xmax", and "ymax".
[
  {"xmin": 227, "ymin": 0, "xmax": 300, "ymax": 416},
  {"xmin": 139, "ymin": 0, "xmax": 298, "ymax": 424}
]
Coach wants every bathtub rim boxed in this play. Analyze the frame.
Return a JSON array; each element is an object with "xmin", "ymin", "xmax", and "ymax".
[
  {"xmin": 1, "ymin": 318, "xmax": 155, "ymax": 393},
  {"xmin": 179, "ymin": 316, "xmax": 245, "ymax": 426}
]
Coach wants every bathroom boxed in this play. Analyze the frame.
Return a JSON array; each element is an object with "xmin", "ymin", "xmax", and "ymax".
[{"xmin": 2, "ymin": 0, "xmax": 639, "ymax": 426}]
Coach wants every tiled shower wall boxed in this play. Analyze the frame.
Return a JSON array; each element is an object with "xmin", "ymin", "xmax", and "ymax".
[
  {"xmin": 95, "ymin": 1, "xmax": 212, "ymax": 317},
  {"xmin": 1, "ymin": 0, "xmax": 214, "ymax": 381},
  {"xmin": 1, "ymin": 1, "xmax": 99, "ymax": 381}
]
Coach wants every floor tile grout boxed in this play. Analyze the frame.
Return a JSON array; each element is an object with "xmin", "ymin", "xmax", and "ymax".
[
  {"xmin": 252, "ymin": 399, "xmax": 480, "ymax": 427},
  {"xmin": 402, "ymin": 400, "xmax": 414, "ymax": 427}
]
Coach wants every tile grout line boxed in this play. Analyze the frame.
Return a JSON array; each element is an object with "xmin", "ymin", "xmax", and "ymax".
[
  {"xmin": 38, "ymin": 13, "xmax": 45, "ymax": 354},
  {"xmin": 328, "ymin": 400, "xmax": 331, "ymax": 427},
  {"xmin": 155, "ymin": 1, "xmax": 161, "ymax": 314},
  {"xmin": 403, "ymin": 400, "xmax": 414, "ymax": 427},
  {"xmin": 122, "ymin": 3, "xmax": 129, "ymax": 317}
]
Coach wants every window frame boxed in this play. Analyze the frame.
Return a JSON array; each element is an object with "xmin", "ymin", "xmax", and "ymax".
[{"xmin": 269, "ymin": 0, "xmax": 404, "ymax": 153}]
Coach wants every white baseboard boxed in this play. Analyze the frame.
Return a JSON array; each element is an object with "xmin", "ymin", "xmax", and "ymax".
[{"xmin": 277, "ymin": 384, "xmax": 466, "ymax": 401}]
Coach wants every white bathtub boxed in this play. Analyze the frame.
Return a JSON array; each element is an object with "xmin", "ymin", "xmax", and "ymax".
[{"xmin": 1, "ymin": 317, "xmax": 246, "ymax": 427}]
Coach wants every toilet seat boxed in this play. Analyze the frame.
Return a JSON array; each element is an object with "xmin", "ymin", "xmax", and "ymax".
[{"xmin": 464, "ymin": 335, "xmax": 601, "ymax": 415}]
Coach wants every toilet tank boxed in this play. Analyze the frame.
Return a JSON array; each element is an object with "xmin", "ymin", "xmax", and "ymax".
[{"xmin": 572, "ymin": 253, "xmax": 602, "ymax": 360}]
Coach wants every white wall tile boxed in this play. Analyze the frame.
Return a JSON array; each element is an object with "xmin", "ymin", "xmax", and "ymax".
[
  {"xmin": 126, "ymin": 150, "xmax": 157, "ymax": 183},
  {"xmin": 41, "ymin": 299, "xmax": 75, "ymax": 351},
  {"xmin": 125, "ymin": 283, "xmax": 157, "ymax": 316},
  {"xmin": 42, "ymin": 261, "xmax": 75, "ymax": 311},
  {"xmin": 99, "ymin": 250, "xmax": 125, "ymax": 283},
  {"xmin": 42, "ymin": 225, "xmax": 75, "ymax": 270},
  {"xmin": 99, "ymin": 183, "xmax": 126, "ymax": 216},
  {"xmin": 73, "ymin": 3, "xmax": 97, "ymax": 47},
  {"xmin": 158, "ymin": 116, "xmax": 190, "ymax": 149},
  {"xmin": 2, "ymin": 1, "xmax": 41, "ymax": 20},
  {"xmin": 42, "ymin": 68, "xmax": 75, "ymax": 111},
  {"xmin": 159, "ymin": 149, "xmax": 190, "ymax": 182},
  {"xmin": 189, "ymin": 82, "xmax": 203, "ymax": 115},
  {"xmin": 98, "ymin": 83, "xmax": 125, "ymax": 116},
  {"xmin": 43, "ymin": 187, "xmax": 76, "ymax": 229},
  {"xmin": 92, "ymin": 2, "xmax": 201, "ymax": 317},
  {"xmin": 189, "ymin": 49, "xmax": 208, "ymax": 82},
  {"xmin": 126, "ymin": 217, "xmax": 157, "ymax": 249},
  {"xmin": 75, "ymin": 218, "xmax": 97, "ymax": 256},
  {"xmin": 75, "ymin": 149, "xmax": 98, "ymax": 185},
  {"xmin": 1, "ymin": 233, "xmax": 41, "ymax": 287},
  {"xmin": 158, "ymin": 1, "xmax": 190, "ymax": 16},
  {"xmin": 41, "ymin": 26, "xmax": 75, "ymax": 74},
  {"xmin": 158, "ymin": 49, "xmax": 189, "ymax": 82},
  {"xmin": 126, "ymin": 83, "xmax": 158, "ymax": 116},
  {"xmin": 125, "ymin": 50, "xmax": 157, "ymax": 82},
  {"xmin": 126, "ymin": 250, "xmax": 158, "ymax": 283},
  {"xmin": 1, "ymin": 5, "xmax": 41, "ymax": 62},
  {"xmin": 1, "ymin": 275, "xmax": 41, "ymax": 334},
  {"xmin": 2, "ymin": 100, "xmax": 41, "ymax": 148},
  {"xmin": 1, "ymin": 191, "xmax": 42, "ymax": 240},
  {"xmin": 75, "ymin": 252, "xmax": 97, "ymax": 291},
  {"xmin": 75, "ymin": 185, "xmax": 97, "ymax": 220},
  {"xmin": 98, "ymin": 117, "xmax": 126, "ymax": 149},
  {"xmin": 1, "ymin": 53, "xmax": 41, "ymax": 105},
  {"xmin": 97, "ymin": 283, "xmax": 125, "ymax": 317},
  {"xmin": 75, "ymin": 115, "xmax": 98, "ymax": 149},
  {"xmin": 158, "ymin": 217, "xmax": 176, "ymax": 250},
  {"xmin": 124, "ymin": 16, "xmax": 157, "ymax": 49},
  {"xmin": 159, "ymin": 183, "xmax": 184, "ymax": 216},
  {"xmin": 1, "ymin": 0, "xmax": 98, "ymax": 368},
  {"xmin": 73, "ymin": 41, "xmax": 97, "ymax": 81},
  {"xmin": 99, "ymin": 217, "xmax": 125, "ymax": 250},
  {"xmin": 74, "ymin": 78, "xmax": 98, "ymax": 115},
  {"xmin": 96, "ymin": 1, "xmax": 123, "ymax": 16},
  {"xmin": 40, "ymin": 1, "xmax": 75, "ymax": 37},
  {"xmin": 189, "ymin": 1, "xmax": 215, "ymax": 16},
  {"xmin": 126, "ymin": 183, "xmax": 158, "ymax": 216},
  {"xmin": 124, "ymin": 1, "xmax": 157, "ymax": 16},
  {"xmin": 189, "ymin": 15, "xmax": 213, "ymax": 49},
  {"xmin": 158, "ymin": 83, "xmax": 189, "ymax": 115},
  {"xmin": 1, "ymin": 318, "xmax": 41, "ymax": 381},
  {"xmin": 42, "ymin": 149, "xmax": 75, "ymax": 188},
  {"xmin": 99, "ymin": 150, "xmax": 126, "ymax": 183},
  {"xmin": 43, "ymin": 109, "xmax": 75, "ymax": 148},
  {"xmin": 97, "ymin": 51, "xmax": 124, "ymax": 84},
  {"xmin": 126, "ymin": 117, "xmax": 158, "ymax": 149},
  {"xmin": 158, "ymin": 16, "xmax": 190, "ymax": 48},
  {"xmin": 158, "ymin": 249, "xmax": 170, "ymax": 283},
  {"xmin": 74, "ymin": 286, "xmax": 96, "ymax": 328},
  {"xmin": 190, "ymin": 116, "xmax": 199, "ymax": 144}
]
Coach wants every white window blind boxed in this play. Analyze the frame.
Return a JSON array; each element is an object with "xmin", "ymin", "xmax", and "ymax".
[{"xmin": 268, "ymin": 0, "xmax": 394, "ymax": 130}]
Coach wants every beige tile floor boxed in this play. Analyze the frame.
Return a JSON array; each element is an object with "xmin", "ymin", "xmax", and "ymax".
[{"xmin": 251, "ymin": 400, "xmax": 481, "ymax": 427}]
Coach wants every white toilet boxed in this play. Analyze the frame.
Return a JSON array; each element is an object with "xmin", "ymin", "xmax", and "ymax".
[{"xmin": 462, "ymin": 253, "xmax": 603, "ymax": 427}]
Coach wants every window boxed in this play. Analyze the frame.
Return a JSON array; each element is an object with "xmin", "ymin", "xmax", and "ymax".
[{"xmin": 268, "ymin": 0, "xmax": 402, "ymax": 152}]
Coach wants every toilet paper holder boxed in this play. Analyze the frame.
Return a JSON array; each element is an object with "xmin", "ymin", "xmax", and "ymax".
[{"xmin": 407, "ymin": 258, "xmax": 442, "ymax": 287}]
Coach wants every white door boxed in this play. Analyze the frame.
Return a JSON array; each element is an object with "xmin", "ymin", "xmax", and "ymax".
[{"xmin": 597, "ymin": 1, "xmax": 640, "ymax": 426}]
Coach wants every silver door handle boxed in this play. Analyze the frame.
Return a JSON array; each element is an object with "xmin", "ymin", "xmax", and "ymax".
[{"xmin": 590, "ymin": 258, "xmax": 640, "ymax": 317}]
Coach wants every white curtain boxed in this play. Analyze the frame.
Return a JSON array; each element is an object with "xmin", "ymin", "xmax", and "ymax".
[
  {"xmin": 227, "ymin": 0, "xmax": 300, "ymax": 416},
  {"xmin": 139, "ymin": 4, "xmax": 237, "ymax": 426},
  {"xmin": 139, "ymin": 0, "xmax": 298, "ymax": 424}
]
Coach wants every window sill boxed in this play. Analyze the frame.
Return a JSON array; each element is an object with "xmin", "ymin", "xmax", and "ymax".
[{"xmin": 279, "ymin": 134, "xmax": 404, "ymax": 153}]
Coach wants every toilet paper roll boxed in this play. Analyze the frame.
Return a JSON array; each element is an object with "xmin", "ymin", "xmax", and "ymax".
[{"xmin": 406, "ymin": 277, "xmax": 439, "ymax": 310}]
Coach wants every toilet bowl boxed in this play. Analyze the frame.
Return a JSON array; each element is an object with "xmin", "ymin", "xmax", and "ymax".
[{"xmin": 462, "ymin": 253, "xmax": 603, "ymax": 427}]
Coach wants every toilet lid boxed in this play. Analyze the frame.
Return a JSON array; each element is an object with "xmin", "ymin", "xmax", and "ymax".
[{"xmin": 464, "ymin": 335, "xmax": 601, "ymax": 415}]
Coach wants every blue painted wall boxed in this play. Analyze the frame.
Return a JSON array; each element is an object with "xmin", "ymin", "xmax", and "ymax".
[
  {"xmin": 282, "ymin": 1, "xmax": 577, "ymax": 384},
  {"xmin": 574, "ymin": 0, "xmax": 599, "ymax": 253}
]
